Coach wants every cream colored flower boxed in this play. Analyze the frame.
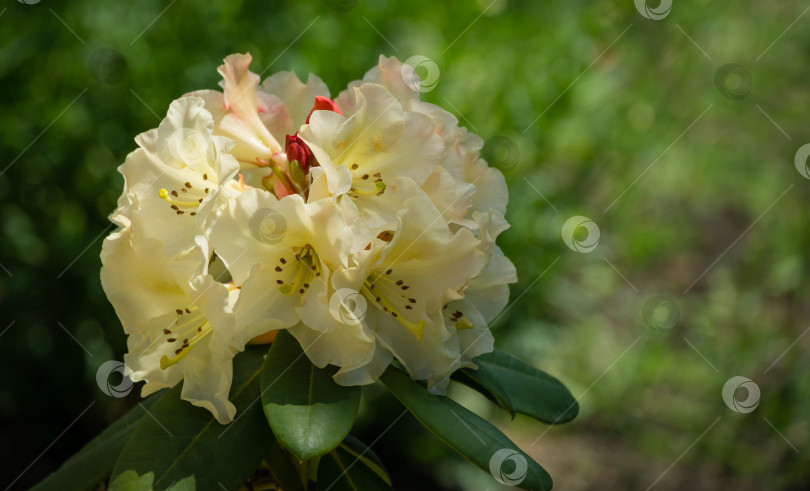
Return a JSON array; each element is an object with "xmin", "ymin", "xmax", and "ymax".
[
  {"xmin": 100, "ymin": 229, "xmax": 240, "ymax": 424},
  {"xmin": 296, "ymin": 190, "xmax": 487, "ymax": 390},
  {"xmin": 260, "ymin": 70, "xmax": 330, "ymax": 139},
  {"xmin": 102, "ymin": 53, "xmax": 518, "ymax": 417},
  {"xmin": 117, "ymin": 96, "xmax": 241, "ymax": 259},
  {"xmin": 329, "ymin": 55, "xmax": 517, "ymax": 380},
  {"xmin": 445, "ymin": 211, "xmax": 517, "ymax": 368},
  {"xmin": 189, "ymin": 53, "xmax": 282, "ymax": 166},
  {"xmin": 190, "ymin": 53, "xmax": 333, "ymax": 194},
  {"xmin": 335, "ymin": 55, "xmax": 509, "ymax": 222},
  {"xmin": 299, "ymin": 83, "xmax": 444, "ymax": 250},
  {"xmin": 208, "ymin": 187, "xmax": 376, "ymax": 369}
]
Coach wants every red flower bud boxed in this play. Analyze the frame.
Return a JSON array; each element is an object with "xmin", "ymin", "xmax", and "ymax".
[
  {"xmin": 305, "ymin": 96, "xmax": 343, "ymax": 124},
  {"xmin": 285, "ymin": 133, "xmax": 314, "ymax": 173}
]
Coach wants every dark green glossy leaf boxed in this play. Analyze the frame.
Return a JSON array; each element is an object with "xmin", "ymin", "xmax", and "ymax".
[
  {"xmin": 32, "ymin": 392, "xmax": 162, "ymax": 491},
  {"xmin": 462, "ymin": 349, "xmax": 578, "ymax": 424},
  {"xmin": 106, "ymin": 470, "xmax": 154, "ymax": 491},
  {"xmin": 451, "ymin": 368, "xmax": 515, "ymax": 418},
  {"xmin": 109, "ymin": 347, "xmax": 273, "ymax": 491},
  {"xmin": 316, "ymin": 435, "xmax": 392, "ymax": 491},
  {"xmin": 339, "ymin": 436, "xmax": 391, "ymax": 485},
  {"xmin": 380, "ymin": 366, "xmax": 552, "ymax": 491},
  {"xmin": 261, "ymin": 330, "xmax": 361, "ymax": 461},
  {"xmin": 265, "ymin": 441, "xmax": 306, "ymax": 491}
]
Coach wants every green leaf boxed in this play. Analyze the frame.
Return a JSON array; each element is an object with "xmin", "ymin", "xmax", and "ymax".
[
  {"xmin": 451, "ymin": 369, "xmax": 515, "ymax": 418},
  {"xmin": 32, "ymin": 392, "xmax": 163, "ymax": 491},
  {"xmin": 261, "ymin": 330, "xmax": 361, "ymax": 461},
  {"xmin": 110, "ymin": 347, "xmax": 273, "ymax": 491},
  {"xmin": 265, "ymin": 442, "xmax": 306, "ymax": 491},
  {"xmin": 105, "ymin": 470, "xmax": 154, "ymax": 491},
  {"xmin": 461, "ymin": 349, "xmax": 579, "ymax": 424},
  {"xmin": 317, "ymin": 436, "xmax": 392, "ymax": 491},
  {"xmin": 380, "ymin": 366, "xmax": 552, "ymax": 491}
]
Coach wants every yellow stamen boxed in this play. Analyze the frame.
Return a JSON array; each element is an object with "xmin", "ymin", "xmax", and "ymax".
[
  {"xmin": 454, "ymin": 317, "xmax": 474, "ymax": 330},
  {"xmin": 159, "ymin": 188, "xmax": 201, "ymax": 208},
  {"xmin": 351, "ymin": 182, "xmax": 387, "ymax": 196},
  {"xmin": 363, "ymin": 283, "xmax": 425, "ymax": 341},
  {"xmin": 351, "ymin": 170, "xmax": 387, "ymax": 196},
  {"xmin": 160, "ymin": 321, "xmax": 212, "ymax": 369},
  {"xmin": 170, "ymin": 309, "xmax": 205, "ymax": 331},
  {"xmin": 280, "ymin": 248, "xmax": 315, "ymax": 295}
]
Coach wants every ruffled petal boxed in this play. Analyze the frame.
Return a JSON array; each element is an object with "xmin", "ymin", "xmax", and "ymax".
[
  {"xmin": 101, "ymin": 233, "xmax": 194, "ymax": 334},
  {"xmin": 209, "ymin": 188, "xmax": 352, "ymax": 284},
  {"xmin": 332, "ymin": 343, "xmax": 393, "ymax": 386},
  {"xmin": 189, "ymin": 54, "xmax": 283, "ymax": 166},
  {"xmin": 287, "ymin": 320, "xmax": 375, "ymax": 371},
  {"xmin": 121, "ymin": 97, "xmax": 240, "ymax": 259},
  {"xmin": 261, "ymin": 71, "xmax": 330, "ymax": 136},
  {"xmin": 335, "ymin": 55, "xmax": 420, "ymax": 116},
  {"xmin": 179, "ymin": 341, "xmax": 236, "ymax": 424}
]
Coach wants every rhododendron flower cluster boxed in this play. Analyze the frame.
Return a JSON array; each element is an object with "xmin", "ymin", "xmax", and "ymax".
[{"xmin": 101, "ymin": 54, "xmax": 516, "ymax": 424}]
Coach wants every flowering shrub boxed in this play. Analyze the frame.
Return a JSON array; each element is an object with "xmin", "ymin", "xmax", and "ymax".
[{"xmin": 40, "ymin": 55, "xmax": 577, "ymax": 491}]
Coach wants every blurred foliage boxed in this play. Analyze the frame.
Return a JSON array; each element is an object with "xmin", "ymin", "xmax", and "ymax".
[{"xmin": 1, "ymin": 0, "xmax": 809, "ymax": 489}]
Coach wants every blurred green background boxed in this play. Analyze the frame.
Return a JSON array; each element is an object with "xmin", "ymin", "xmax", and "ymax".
[{"xmin": 1, "ymin": 0, "xmax": 809, "ymax": 489}]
